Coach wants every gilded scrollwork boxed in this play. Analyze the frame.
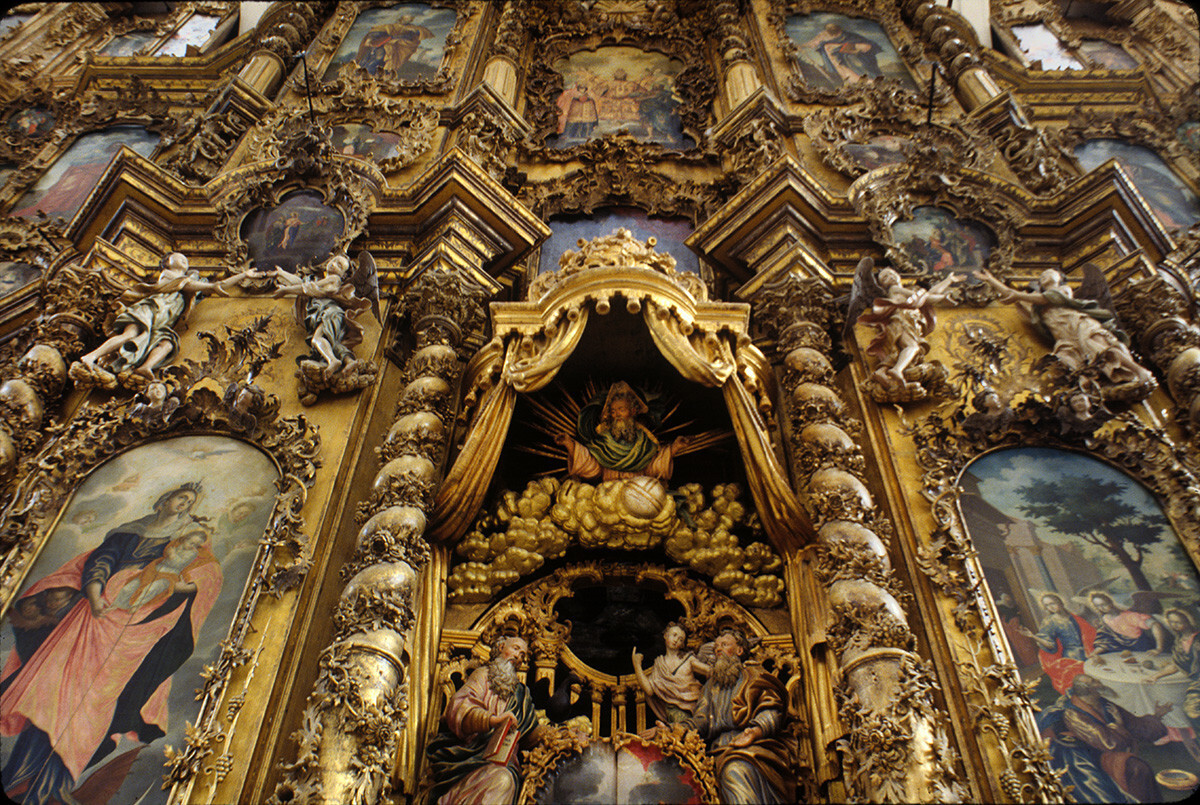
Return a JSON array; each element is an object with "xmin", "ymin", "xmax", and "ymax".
[
  {"xmin": 1054, "ymin": 102, "xmax": 1200, "ymax": 179},
  {"xmin": 211, "ymin": 122, "xmax": 375, "ymax": 270},
  {"xmin": 803, "ymin": 99, "xmax": 989, "ymax": 180},
  {"xmin": 0, "ymin": 316, "xmax": 319, "ymax": 792},
  {"xmin": 0, "ymin": 79, "xmax": 176, "ymax": 214},
  {"xmin": 848, "ymin": 161, "xmax": 1022, "ymax": 297}
]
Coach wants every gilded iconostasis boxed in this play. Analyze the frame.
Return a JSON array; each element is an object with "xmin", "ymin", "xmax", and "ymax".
[{"xmin": 0, "ymin": 1, "xmax": 1197, "ymax": 804}]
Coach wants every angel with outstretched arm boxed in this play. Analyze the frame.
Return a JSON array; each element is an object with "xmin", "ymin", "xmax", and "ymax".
[
  {"xmin": 260, "ymin": 250, "xmax": 379, "ymax": 376},
  {"xmin": 846, "ymin": 257, "xmax": 963, "ymax": 393},
  {"xmin": 73, "ymin": 252, "xmax": 256, "ymax": 387},
  {"xmin": 977, "ymin": 266, "xmax": 1156, "ymax": 391}
]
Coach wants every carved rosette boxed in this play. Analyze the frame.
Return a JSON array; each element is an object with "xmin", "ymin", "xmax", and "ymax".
[
  {"xmin": 272, "ymin": 266, "xmax": 489, "ymax": 805},
  {"xmin": 752, "ymin": 272, "xmax": 967, "ymax": 803}
]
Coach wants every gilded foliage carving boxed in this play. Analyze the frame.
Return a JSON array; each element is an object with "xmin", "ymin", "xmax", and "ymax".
[
  {"xmin": 849, "ymin": 163, "xmax": 1021, "ymax": 299},
  {"xmin": 0, "ymin": 79, "xmax": 175, "ymax": 212},
  {"xmin": 0, "ymin": 317, "xmax": 319, "ymax": 790},
  {"xmin": 1054, "ymin": 102, "xmax": 1200, "ymax": 178},
  {"xmin": 894, "ymin": 311, "xmax": 1200, "ymax": 800},
  {"xmin": 804, "ymin": 101, "xmax": 989, "ymax": 180},
  {"xmin": 519, "ymin": 136, "xmax": 722, "ymax": 222}
]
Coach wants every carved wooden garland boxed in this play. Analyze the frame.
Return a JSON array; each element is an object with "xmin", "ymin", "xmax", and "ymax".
[
  {"xmin": 0, "ymin": 366, "xmax": 320, "ymax": 792},
  {"xmin": 304, "ymin": 0, "xmax": 473, "ymax": 97},
  {"xmin": 900, "ymin": 322, "xmax": 1200, "ymax": 800},
  {"xmin": 767, "ymin": 0, "xmax": 952, "ymax": 108},
  {"xmin": 519, "ymin": 26, "xmax": 718, "ymax": 158},
  {"xmin": 803, "ymin": 104, "xmax": 990, "ymax": 179}
]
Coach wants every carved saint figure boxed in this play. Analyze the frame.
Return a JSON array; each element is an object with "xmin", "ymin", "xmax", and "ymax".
[
  {"xmin": 631, "ymin": 622, "xmax": 711, "ymax": 723},
  {"xmin": 672, "ymin": 627, "xmax": 794, "ymax": 804},
  {"xmin": 556, "ymin": 381, "xmax": 691, "ymax": 481},
  {"xmin": 70, "ymin": 253, "xmax": 250, "ymax": 390},
  {"xmin": 251, "ymin": 250, "xmax": 379, "ymax": 403},
  {"xmin": 846, "ymin": 257, "xmax": 961, "ymax": 402},
  {"xmin": 1, "ymin": 483, "xmax": 221, "ymax": 805},
  {"xmin": 978, "ymin": 267, "xmax": 1157, "ymax": 400},
  {"xmin": 426, "ymin": 635, "xmax": 542, "ymax": 805}
]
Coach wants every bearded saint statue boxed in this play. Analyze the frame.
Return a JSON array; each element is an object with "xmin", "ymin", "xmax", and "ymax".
[{"xmin": 555, "ymin": 382, "xmax": 691, "ymax": 482}]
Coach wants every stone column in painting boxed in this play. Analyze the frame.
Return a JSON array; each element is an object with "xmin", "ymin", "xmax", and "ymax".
[
  {"xmin": 271, "ymin": 265, "xmax": 489, "ymax": 805},
  {"xmin": 752, "ymin": 273, "xmax": 967, "ymax": 804}
]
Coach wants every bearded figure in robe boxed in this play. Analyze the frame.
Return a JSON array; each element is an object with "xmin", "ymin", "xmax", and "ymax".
[
  {"xmin": 426, "ymin": 635, "xmax": 542, "ymax": 805},
  {"xmin": 555, "ymin": 382, "xmax": 690, "ymax": 482}
]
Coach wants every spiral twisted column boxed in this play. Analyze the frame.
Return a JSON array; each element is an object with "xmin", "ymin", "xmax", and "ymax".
[
  {"xmin": 752, "ymin": 274, "xmax": 967, "ymax": 803},
  {"xmin": 272, "ymin": 266, "xmax": 489, "ymax": 805}
]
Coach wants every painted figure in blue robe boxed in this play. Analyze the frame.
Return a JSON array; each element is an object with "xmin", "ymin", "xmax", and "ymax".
[{"xmin": 1037, "ymin": 674, "xmax": 1169, "ymax": 803}]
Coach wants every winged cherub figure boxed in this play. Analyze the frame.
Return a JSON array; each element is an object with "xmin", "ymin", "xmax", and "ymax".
[
  {"xmin": 845, "ymin": 257, "xmax": 962, "ymax": 402},
  {"xmin": 252, "ymin": 250, "xmax": 380, "ymax": 404},
  {"xmin": 977, "ymin": 265, "xmax": 1156, "ymax": 401}
]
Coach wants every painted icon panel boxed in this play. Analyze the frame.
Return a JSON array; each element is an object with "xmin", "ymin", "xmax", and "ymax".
[
  {"xmin": 962, "ymin": 448, "xmax": 1200, "ymax": 802},
  {"xmin": 331, "ymin": 124, "xmax": 402, "ymax": 161},
  {"xmin": 322, "ymin": 4, "xmax": 456, "ymax": 81},
  {"xmin": 154, "ymin": 13, "xmax": 221, "ymax": 57},
  {"xmin": 539, "ymin": 208, "xmax": 698, "ymax": 275},
  {"xmin": 1074, "ymin": 139, "xmax": 1200, "ymax": 232},
  {"xmin": 785, "ymin": 12, "xmax": 916, "ymax": 91},
  {"xmin": 7, "ymin": 108, "xmax": 54, "ymax": 139},
  {"xmin": 0, "ymin": 262, "xmax": 40, "ymax": 296},
  {"xmin": 1078, "ymin": 39, "xmax": 1139, "ymax": 70},
  {"xmin": 548, "ymin": 47, "xmax": 691, "ymax": 149},
  {"xmin": 0, "ymin": 435, "xmax": 278, "ymax": 805},
  {"xmin": 100, "ymin": 32, "xmax": 156, "ymax": 57},
  {"xmin": 1010, "ymin": 23, "xmax": 1084, "ymax": 70},
  {"xmin": 894, "ymin": 206, "xmax": 995, "ymax": 277},
  {"xmin": 242, "ymin": 190, "xmax": 345, "ymax": 272},
  {"xmin": 9, "ymin": 126, "xmax": 159, "ymax": 220},
  {"xmin": 842, "ymin": 134, "xmax": 911, "ymax": 170}
]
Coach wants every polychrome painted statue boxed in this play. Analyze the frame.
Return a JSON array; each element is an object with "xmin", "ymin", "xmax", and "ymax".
[
  {"xmin": 555, "ymin": 381, "xmax": 691, "ymax": 482},
  {"xmin": 69, "ymin": 253, "xmax": 251, "ymax": 391},
  {"xmin": 427, "ymin": 635, "xmax": 543, "ymax": 805},
  {"xmin": 651, "ymin": 627, "xmax": 795, "ymax": 804},
  {"xmin": 631, "ymin": 622, "xmax": 711, "ymax": 723}
]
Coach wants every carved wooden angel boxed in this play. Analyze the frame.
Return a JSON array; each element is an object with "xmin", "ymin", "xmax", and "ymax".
[
  {"xmin": 845, "ymin": 257, "xmax": 962, "ymax": 402},
  {"xmin": 69, "ymin": 253, "xmax": 254, "ymax": 391},
  {"xmin": 257, "ymin": 249, "xmax": 380, "ymax": 405},
  {"xmin": 978, "ymin": 265, "xmax": 1156, "ymax": 402}
]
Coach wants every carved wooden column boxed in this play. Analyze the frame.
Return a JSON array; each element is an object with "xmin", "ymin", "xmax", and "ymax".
[
  {"xmin": 0, "ymin": 249, "xmax": 115, "ymax": 487},
  {"xmin": 481, "ymin": 0, "xmax": 529, "ymax": 107},
  {"xmin": 271, "ymin": 265, "xmax": 489, "ymax": 805},
  {"xmin": 711, "ymin": 0, "xmax": 763, "ymax": 111},
  {"xmin": 752, "ymin": 274, "xmax": 967, "ymax": 803},
  {"xmin": 901, "ymin": 0, "xmax": 1001, "ymax": 112}
]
